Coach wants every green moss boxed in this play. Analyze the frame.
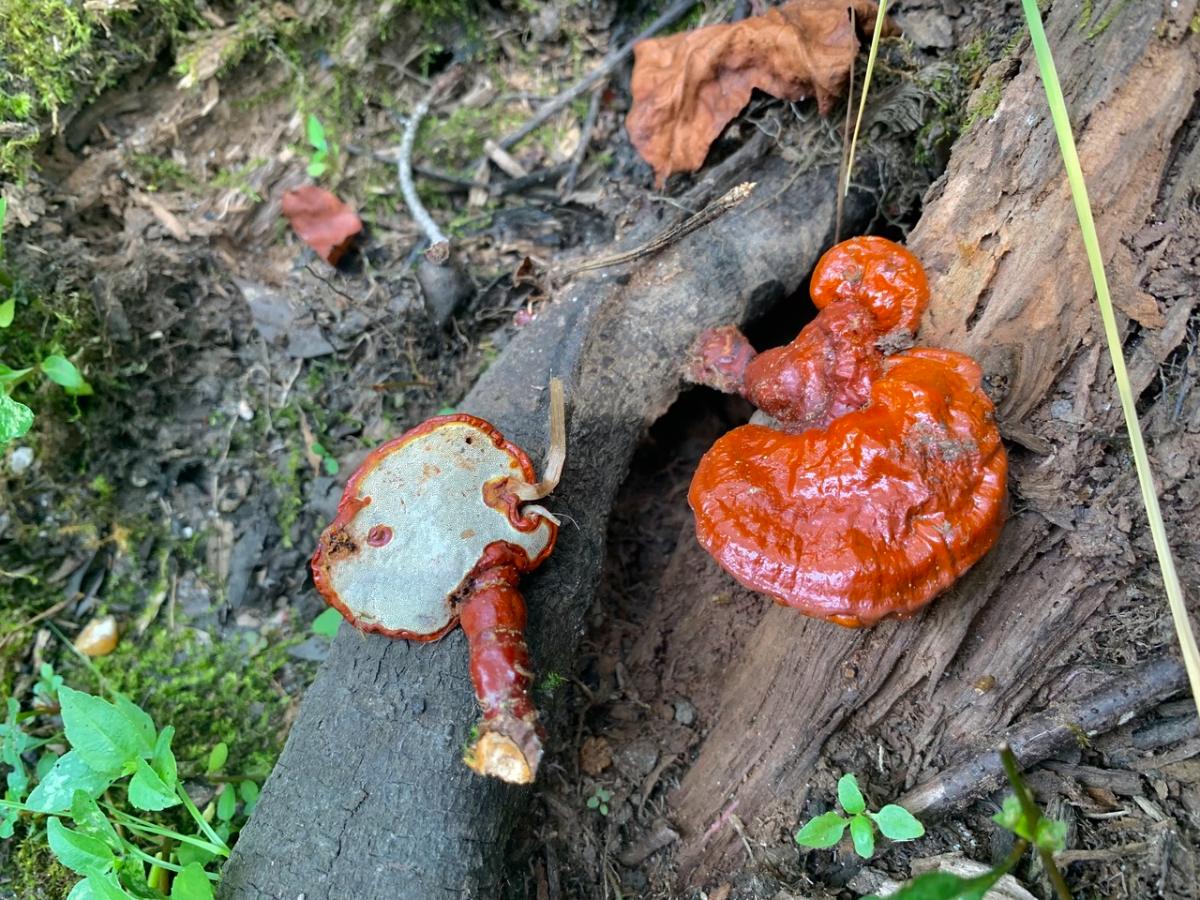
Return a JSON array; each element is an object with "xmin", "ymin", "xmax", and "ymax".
[
  {"xmin": 8, "ymin": 825, "xmax": 76, "ymax": 899},
  {"xmin": 963, "ymin": 75, "xmax": 1003, "ymax": 129},
  {"xmin": 267, "ymin": 446, "xmax": 305, "ymax": 550},
  {"xmin": 97, "ymin": 626, "xmax": 295, "ymax": 777}
]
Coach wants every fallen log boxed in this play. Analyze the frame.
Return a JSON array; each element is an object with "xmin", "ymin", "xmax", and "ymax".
[
  {"xmin": 219, "ymin": 147, "xmax": 881, "ymax": 897},
  {"xmin": 618, "ymin": 0, "xmax": 1200, "ymax": 887}
]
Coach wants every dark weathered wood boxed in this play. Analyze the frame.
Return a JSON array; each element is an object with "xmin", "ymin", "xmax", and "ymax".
[
  {"xmin": 218, "ymin": 156, "xmax": 878, "ymax": 898},
  {"xmin": 620, "ymin": 0, "xmax": 1200, "ymax": 886}
]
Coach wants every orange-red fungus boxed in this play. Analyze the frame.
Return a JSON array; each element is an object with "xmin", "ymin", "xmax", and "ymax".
[{"xmin": 810, "ymin": 235, "xmax": 930, "ymax": 336}]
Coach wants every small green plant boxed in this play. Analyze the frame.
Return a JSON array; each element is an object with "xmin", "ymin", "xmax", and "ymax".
[
  {"xmin": 869, "ymin": 745, "xmax": 1070, "ymax": 900},
  {"xmin": 304, "ymin": 114, "xmax": 334, "ymax": 179},
  {"xmin": 310, "ymin": 607, "xmax": 342, "ymax": 638},
  {"xmin": 795, "ymin": 773, "xmax": 924, "ymax": 858},
  {"xmin": 0, "ymin": 197, "xmax": 94, "ymax": 446},
  {"xmin": 537, "ymin": 671, "xmax": 566, "ymax": 698},
  {"xmin": 309, "ymin": 440, "xmax": 339, "ymax": 476},
  {"xmin": 0, "ymin": 675, "xmax": 263, "ymax": 899},
  {"xmin": 586, "ymin": 786, "xmax": 611, "ymax": 816}
]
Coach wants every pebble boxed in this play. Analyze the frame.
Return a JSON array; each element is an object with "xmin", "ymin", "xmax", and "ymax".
[
  {"xmin": 673, "ymin": 699, "xmax": 697, "ymax": 726},
  {"xmin": 9, "ymin": 446, "xmax": 33, "ymax": 475}
]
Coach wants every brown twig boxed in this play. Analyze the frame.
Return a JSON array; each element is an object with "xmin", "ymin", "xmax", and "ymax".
[
  {"xmin": 899, "ymin": 655, "xmax": 1188, "ymax": 818},
  {"xmin": 557, "ymin": 181, "xmax": 755, "ymax": 280},
  {"xmin": 563, "ymin": 83, "xmax": 604, "ymax": 196},
  {"xmin": 491, "ymin": 0, "xmax": 700, "ymax": 155}
]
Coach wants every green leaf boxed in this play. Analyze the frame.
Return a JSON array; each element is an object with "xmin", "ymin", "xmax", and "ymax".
[
  {"xmin": 216, "ymin": 784, "xmax": 236, "ymax": 822},
  {"xmin": 794, "ymin": 811, "xmax": 848, "ymax": 849},
  {"xmin": 306, "ymin": 114, "xmax": 328, "ymax": 153},
  {"xmin": 311, "ymin": 607, "xmax": 343, "ymax": 637},
  {"xmin": 1035, "ymin": 816, "xmax": 1067, "ymax": 854},
  {"xmin": 67, "ymin": 873, "xmax": 137, "ymax": 900},
  {"xmin": 205, "ymin": 742, "xmax": 228, "ymax": 776},
  {"xmin": 321, "ymin": 454, "xmax": 339, "ymax": 476},
  {"xmin": 169, "ymin": 862, "xmax": 214, "ymax": 900},
  {"xmin": 47, "ymin": 816, "xmax": 115, "ymax": 876},
  {"xmin": 70, "ymin": 790, "xmax": 121, "ymax": 850},
  {"xmin": 26, "ymin": 751, "xmax": 114, "ymax": 813},
  {"xmin": 175, "ymin": 842, "xmax": 218, "ymax": 868},
  {"xmin": 3, "ymin": 698, "xmax": 29, "ymax": 797},
  {"xmin": 992, "ymin": 794, "xmax": 1027, "ymax": 837},
  {"xmin": 150, "ymin": 726, "xmax": 178, "ymax": 792},
  {"xmin": 872, "ymin": 804, "xmax": 925, "ymax": 841},
  {"xmin": 0, "ymin": 297, "xmax": 14, "ymax": 327},
  {"xmin": 238, "ymin": 779, "xmax": 260, "ymax": 817},
  {"xmin": 837, "ymin": 772, "xmax": 866, "ymax": 815},
  {"xmin": 306, "ymin": 157, "xmax": 327, "ymax": 179},
  {"xmin": 58, "ymin": 686, "xmax": 149, "ymax": 776},
  {"xmin": 41, "ymin": 354, "xmax": 93, "ymax": 395},
  {"xmin": 0, "ymin": 390, "xmax": 33, "ymax": 445},
  {"xmin": 586, "ymin": 795, "xmax": 599, "ymax": 809},
  {"xmin": 113, "ymin": 695, "xmax": 156, "ymax": 751},
  {"xmin": 128, "ymin": 758, "xmax": 181, "ymax": 811},
  {"xmin": 850, "ymin": 813, "xmax": 876, "ymax": 858},
  {"xmin": 870, "ymin": 869, "xmax": 999, "ymax": 900},
  {"xmin": 0, "ymin": 363, "xmax": 34, "ymax": 384}
]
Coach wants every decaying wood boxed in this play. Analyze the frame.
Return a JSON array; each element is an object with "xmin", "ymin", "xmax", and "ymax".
[
  {"xmin": 619, "ymin": 0, "xmax": 1200, "ymax": 887},
  {"xmin": 219, "ymin": 157, "xmax": 880, "ymax": 897}
]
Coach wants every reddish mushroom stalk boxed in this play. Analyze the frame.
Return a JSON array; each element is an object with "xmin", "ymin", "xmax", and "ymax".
[{"xmin": 311, "ymin": 380, "xmax": 566, "ymax": 783}]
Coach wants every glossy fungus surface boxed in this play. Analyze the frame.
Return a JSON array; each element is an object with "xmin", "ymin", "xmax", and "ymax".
[
  {"xmin": 810, "ymin": 235, "xmax": 930, "ymax": 336},
  {"xmin": 690, "ymin": 349, "xmax": 1008, "ymax": 627}
]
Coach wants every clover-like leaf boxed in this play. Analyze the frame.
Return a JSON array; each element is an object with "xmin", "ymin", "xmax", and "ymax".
[
  {"xmin": 794, "ymin": 810, "xmax": 848, "ymax": 849},
  {"xmin": 871, "ymin": 804, "xmax": 925, "ymax": 842},
  {"xmin": 837, "ymin": 772, "xmax": 866, "ymax": 814},
  {"xmin": 205, "ymin": 741, "xmax": 228, "ymax": 775},
  {"xmin": 41, "ymin": 355, "xmax": 93, "ymax": 396},
  {"xmin": 170, "ymin": 861, "xmax": 215, "ymax": 900},
  {"xmin": 0, "ymin": 390, "xmax": 33, "ymax": 445},
  {"xmin": 850, "ymin": 812, "xmax": 875, "ymax": 858}
]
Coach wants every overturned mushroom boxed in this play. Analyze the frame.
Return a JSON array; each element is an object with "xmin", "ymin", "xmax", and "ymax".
[
  {"xmin": 311, "ymin": 381, "xmax": 566, "ymax": 783},
  {"xmin": 690, "ymin": 349, "xmax": 1007, "ymax": 626}
]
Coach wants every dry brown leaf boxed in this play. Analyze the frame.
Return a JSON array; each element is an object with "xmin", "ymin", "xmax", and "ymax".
[
  {"xmin": 281, "ymin": 185, "xmax": 363, "ymax": 265},
  {"xmin": 580, "ymin": 735, "xmax": 613, "ymax": 775},
  {"xmin": 627, "ymin": 0, "xmax": 886, "ymax": 185}
]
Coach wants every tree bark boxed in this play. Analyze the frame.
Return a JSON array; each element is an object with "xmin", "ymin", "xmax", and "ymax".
[
  {"xmin": 219, "ymin": 151, "xmax": 880, "ymax": 897},
  {"xmin": 619, "ymin": 0, "xmax": 1200, "ymax": 887}
]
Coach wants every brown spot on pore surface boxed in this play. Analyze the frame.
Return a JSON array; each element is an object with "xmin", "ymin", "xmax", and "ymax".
[
  {"xmin": 321, "ymin": 526, "xmax": 358, "ymax": 560},
  {"xmin": 461, "ymin": 529, "xmax": 477, "ymax": 540},
  {"xmin": 422, "ymin": 462, "xmax": 442, "ymax": 480}
]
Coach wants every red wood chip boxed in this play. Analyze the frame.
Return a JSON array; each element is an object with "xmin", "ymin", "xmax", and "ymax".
[{"xmin": 281, "ymin": 185, "xmax": 363, "ymax": 264}]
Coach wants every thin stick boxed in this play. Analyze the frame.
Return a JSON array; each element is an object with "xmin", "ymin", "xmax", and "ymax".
[
  {"xmin": 397, "ymin": 77, "xmax": 456, "ymax": 246},
  {"xmin": 563, "ymin": 83, "xmax": 604, "ymax": 196},
  {"xmin": 511, "ymin": 378, "xmax": 567, "ymax": 502},
  {"xmin": 834, "ymin": 7, "xmax": 856, "ymax": 242},
  {"xmin": 1000, "ymin": 745, "xmax": 1073, "ymax": 900},
  {"xmin": 495, "ymin": 0, "xmax": 700, "ymax": 152},
  {"xmin": 898, "ymin": 655, "xmax": 1187, "ymax": 817},
  {"xmin": 558, "ymin": 181, "xmax": 755, "ymax": 279},
  {"xmin": 1020, "ymin": 0, "xmax": 1200, "ymax": 720}
]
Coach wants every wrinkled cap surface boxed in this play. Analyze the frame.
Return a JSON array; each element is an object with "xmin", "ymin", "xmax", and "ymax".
[
  {"xmin": 689, "ymin": 349, "xmax": 1007, "ymax": 626},
  {"xmin": 810, "ymin": 236, "xmax": 930, "ymax": 336},
  {"xmin": 312, "ymin": 415, "xmax": 557, "ymax": 639}
]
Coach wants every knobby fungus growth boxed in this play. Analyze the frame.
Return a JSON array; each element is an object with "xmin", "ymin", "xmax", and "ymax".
[
  {"xmin": 311, "ymin": 380, "xmax": 567, "ymax": 783},
  {"xmin": 687, "ymin": 238, "xmax": 1007, "ymax": 627}
]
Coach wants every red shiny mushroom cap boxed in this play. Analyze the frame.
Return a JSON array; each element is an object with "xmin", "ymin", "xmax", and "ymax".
[
  {"xmin": 311, "ymin": 414, "xmax": 558, "ymax": 640},
  {"xmin": 810, "ymin": 236, "xmax": 930, "ymax": 336},
  {"xmin": 689, "ymin": 348, "xmax": 1007, "ymax": 627}
]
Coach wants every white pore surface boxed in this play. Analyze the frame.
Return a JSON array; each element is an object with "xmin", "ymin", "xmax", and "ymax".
[{"xmin": 327, "ymin": 421, "xmax": 554, "ymax": 635}]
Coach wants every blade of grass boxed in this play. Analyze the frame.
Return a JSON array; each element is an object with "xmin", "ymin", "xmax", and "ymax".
[
  {"xmin": 1020, "ymin": 0, "xmax": 1200, "ymax": 719},
  {"xmin": 843, "ymin": 0, "xmax": 888, "ymax": 196}
]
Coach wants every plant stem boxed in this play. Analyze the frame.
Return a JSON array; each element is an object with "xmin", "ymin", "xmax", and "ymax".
[
  {"xmin": 175, "ymin": 783, "xmax": 229, "ymax": 855},
  {"xmin": 105, "ymin": 809, "xmax": 226, "ymax": 855},
  {"xmin": 999, "ymin": 744, "xmax": 1072, "ymax": 900}
]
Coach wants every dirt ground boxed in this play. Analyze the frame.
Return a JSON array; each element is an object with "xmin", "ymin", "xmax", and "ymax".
[{"xmin": 2, "ymin": 0, "xmax": 1198, "ymax": 898}]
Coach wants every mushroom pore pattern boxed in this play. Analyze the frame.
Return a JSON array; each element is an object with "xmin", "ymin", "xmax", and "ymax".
[{"xmin": 687, "ymin": 236, "xmax": 1008, "ymax": 627}]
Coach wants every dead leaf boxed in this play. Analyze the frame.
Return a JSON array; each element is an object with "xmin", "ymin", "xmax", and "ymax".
[
  {"xmin": 627, "ymin": 0, "xmax": 886, "ymax": 185},
  {"xmin": 580, "ymin": 736, "xmax": 613, "ymax": 775},
  {"xmin": 281, "ymin": 185, "xmax": 364, "ymax": 265}
]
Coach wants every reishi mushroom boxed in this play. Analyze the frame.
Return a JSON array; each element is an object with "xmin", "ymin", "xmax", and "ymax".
[
  {"xmin": 311, "ymin": 381, "xmax": 566, "ymax": 783},
  {"xmin": 686, "ymin": 237, "xmax": 1007, "ymax": 626}
]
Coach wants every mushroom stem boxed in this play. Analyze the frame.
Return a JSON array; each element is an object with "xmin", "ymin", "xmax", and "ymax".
[{"xmin": 459, "ymin": 543, "xmax": 544, "ymax": 784}]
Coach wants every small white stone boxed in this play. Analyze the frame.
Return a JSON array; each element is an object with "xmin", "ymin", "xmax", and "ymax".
[{"xmin": 9, "ymin": 446, "xmax": 33, "ymax": 475}]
